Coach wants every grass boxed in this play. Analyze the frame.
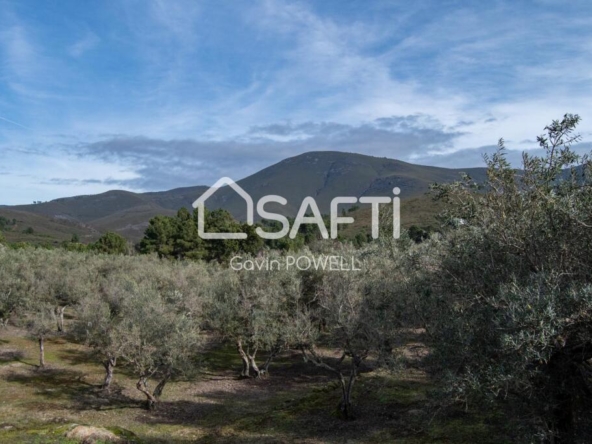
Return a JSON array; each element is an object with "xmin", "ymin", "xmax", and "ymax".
[{"xmin": 0, "ymin": 327, "xmax": 512, "ymax": 443}]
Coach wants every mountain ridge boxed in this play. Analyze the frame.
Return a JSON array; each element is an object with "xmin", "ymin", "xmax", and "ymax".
[{"xmin": 0, "ymin": 151, "xmax": 488, "ymax": 244}]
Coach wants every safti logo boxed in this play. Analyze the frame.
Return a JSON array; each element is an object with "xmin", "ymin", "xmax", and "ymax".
[{"xmin": 192, "ymin": 177, "xmax": 401, "ymax": 240}]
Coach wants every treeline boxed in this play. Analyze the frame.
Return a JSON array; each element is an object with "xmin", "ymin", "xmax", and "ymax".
[
  {"xmin": 1, "ymin": 206, "xmax": 374, "ymax": 261},
  {"xmin": 138, "ymin": 207, "xmax": 373, "ymax": 260},
  {"xmin": 1, "ymin": 115, "xmax": 592, "ymax": 441}
]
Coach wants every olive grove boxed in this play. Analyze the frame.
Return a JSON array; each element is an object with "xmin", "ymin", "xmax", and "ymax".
[{"xmin": 0, "ymin": 115, "xmax": 591, "ymax": 441}]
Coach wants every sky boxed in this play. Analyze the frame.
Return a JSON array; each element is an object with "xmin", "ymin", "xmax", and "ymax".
[{"xmin": 1, "ymin": 0, "xmax": 592, "ymax": 205}]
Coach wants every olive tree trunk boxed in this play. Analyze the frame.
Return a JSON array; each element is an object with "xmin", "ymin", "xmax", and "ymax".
[
  {"xmin": 301, "ymin": 346, "xmax": 362, "ymax": 420},
  {"xmin": 135, "ymin": 370, "xmax": 172, "ymax": 410},
  {"xmin": 136, "ymin": 376, "xmax": 158, "ymax": 410},
  {"xmin": 261, "ymin": 345, "xmax": 282, "ymax": 376},
  {"xmin": 236, "ymin": 338, "xmax": 250, "ymax": 378},
  {"xmin": 55, "ymin": 306, "xmax": 66, "ymax": 333},
  {"xmin": 153, "ymin": 370, "xmax": 171, "ymax": 400},
  {"xmin": 338, "ymin": 368, "xmax": 358, "ymax": 420},
  {"xmin": 246, "ymin": 346, "xmax": 262, "ymax": 378},
  {"xmin": 237, "ymin": 339, "xmax": 265, "ymax": 378},
  {"xmin": 38, "ymin": 336, "xmax": 45, "ymax": 368},
  {"xmin": 102, "ymin": 357, "xmax": 116, "ymax": 390},
  {"xmin": 248, "ymin": 356, "xmax": 261, "ymax": 378}
]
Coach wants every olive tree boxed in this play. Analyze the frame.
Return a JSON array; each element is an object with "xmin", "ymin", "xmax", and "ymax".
[
  {"xmin": 297, "ymin": 244, "xmax": 413, "ymax": 419},
  {"xmin": 425, "ymin": 114, "xmax": 592, "ymax": 442},
  {"xmin": 75, "ymin": 275, "xmax": 125, "ymax": 391},
  {"xmin": 41, "ymin": 251, "xmax": 95, "ymax": 333},
  {"xmin": 0, "ymin": 249, "xmax": 60, "ymax": 366},
  {"xmin": 75, "ymin": 254, "xmax": 209, "ymax": 393},
  {"xmin": 1, "ymin": 249, "xmax": 94, "ymax": 333},
  {"xmin": 113, "ymin": 282, "xmax": 202, "ymax": 410},
  {"xmin": 206, "ymin": 253, "xmax": 301, "ymax": 378},
  {"xmin": 26, "ymin": 303, "xmax": 57, "ymax": 367},
  {"xmin": 0, "ymin": 249, "xmax": 32, "ymax": 327}
]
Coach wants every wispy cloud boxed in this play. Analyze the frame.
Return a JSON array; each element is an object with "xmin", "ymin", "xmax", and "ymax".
[
  {"xmin": 0, "ymin": 22, "xmax": 36, "ymax": 80},
  {"xmin": 67, "ymin": 115, "xmax": 476, "ymax": 190},
  {"xmin": 68, "ymin": 31, "xmax": 100, "ymax": 57},
  {"xmin": 58, "ymin": 114, "xmax": 592, "ymax": 193},
  {"xmin": 0, "ymin": 115, "xmax": 30, "ymax": 130}
]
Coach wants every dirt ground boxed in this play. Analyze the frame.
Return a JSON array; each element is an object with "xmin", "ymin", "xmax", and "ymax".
[{"xmin": 0, "ymin": 327, "xmax": 510, "ymax": 443}]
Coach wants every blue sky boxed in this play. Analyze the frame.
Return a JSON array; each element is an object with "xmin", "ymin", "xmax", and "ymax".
[{"xmin": 1, "ymin": 0, "xmax": 592, "ymax": 204}]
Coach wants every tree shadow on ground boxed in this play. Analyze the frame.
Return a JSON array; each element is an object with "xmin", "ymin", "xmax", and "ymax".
[
  {"xmin": 129, "ymin": 361, "xmax": 434, "ymax": 444},
  {"xmin": 56, "ymin": 347, "xmax": 98, "ymax": 367},
  {"xmin": 3, "ymin": 366, "xmax": 140, "ymax": 412},
  {"xmin": 57, "ymin": 347, "xmax": 148, "ymax": 381},
  {"xmin": 0, "ymin": 348, "xmax": 25, "ymax": 364},
  {"xmin": 3, "ymin": 328, "xmax": 503, "ymax": 443}
]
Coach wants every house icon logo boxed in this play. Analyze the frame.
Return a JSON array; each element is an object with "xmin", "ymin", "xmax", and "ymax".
[
  {"xmin": 192, "ymin": 177, "xmax": 254, "ymax": 239},
  {"xmin": 194, "ymin": 177, "xmax": 401, "ymax": 241}
]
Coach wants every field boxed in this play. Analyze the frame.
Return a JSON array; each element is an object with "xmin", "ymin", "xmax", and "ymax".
[{"xmin": 0, "ymin": 326, "xmax": 508, "ymax": 444}]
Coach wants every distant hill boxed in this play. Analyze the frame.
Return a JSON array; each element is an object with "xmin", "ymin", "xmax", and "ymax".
[
  {"xmin": 0, "ymin": 151, "xmax": 488, "ymax": 244},
  {"xmin": 0, "ymin": 208, "xmax": 100, "ymax": 245}
]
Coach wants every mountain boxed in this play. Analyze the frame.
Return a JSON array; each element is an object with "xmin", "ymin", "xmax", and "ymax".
[
  {"xmin": 0, "ymin": 151, "xmax": 488, "ymax": 244},
  {"xmin": 197, "ymin": 151, "xmax": 487, "ymax": 219}
]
